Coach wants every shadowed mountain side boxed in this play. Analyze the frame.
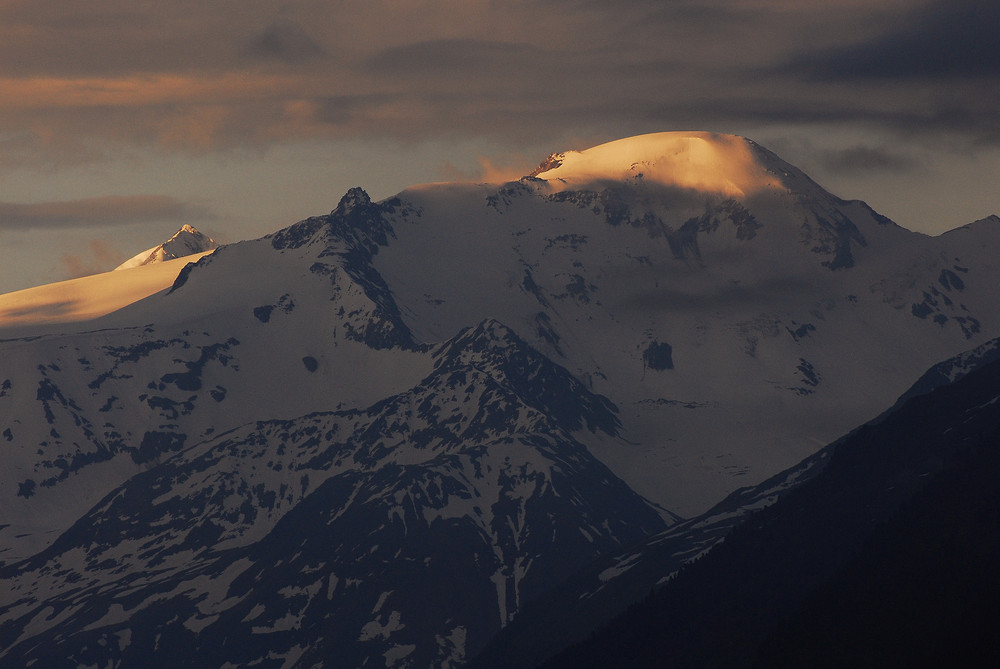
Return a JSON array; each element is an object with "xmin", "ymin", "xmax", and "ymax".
[
  {"xmin": 0, "ymin": 318, "xmax": 670, "ymax": 668},
  {"xmin": 534, "ymin": 348, "xmax": 1000, "ymax": 668}
]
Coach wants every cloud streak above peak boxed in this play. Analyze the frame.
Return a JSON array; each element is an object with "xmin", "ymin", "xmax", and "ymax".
[
  {"xmin": 0, "ymin": 0, "xmax": 993, "ymax": 162},
  {"xmin": 0, "ymin": 195, "xmax": 212, "ymax": 230}
]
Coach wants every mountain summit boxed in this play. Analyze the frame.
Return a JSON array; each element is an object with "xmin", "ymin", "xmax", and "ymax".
[
  {"xmin": 530, "ymin": 132, "xmax": 785, "ymax": 197},
  {"xmin": 114, "ymin": 224, "xmax": 217, "ymax": 271}
]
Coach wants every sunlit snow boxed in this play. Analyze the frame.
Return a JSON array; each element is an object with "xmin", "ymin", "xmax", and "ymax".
[
  {"xmin": 533, "ymin": 131, "xmax": 784, "ymax": 197},
  {"xmin": 114, "ymin": 224, "xmax": 218, "ymax": 271},
  {"xmin": 0, "ymin": 250, "xmax": 214, "ymax": 333}
]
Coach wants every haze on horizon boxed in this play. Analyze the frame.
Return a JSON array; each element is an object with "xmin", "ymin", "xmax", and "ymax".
[{"xmin": 0, "ymin": 0, "xmax": 998, "ymax": 293}]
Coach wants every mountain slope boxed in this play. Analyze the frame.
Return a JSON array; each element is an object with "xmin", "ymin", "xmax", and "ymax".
[
  {"xmin": 0, "ymin": 251, "xmax": 214, "ymax": 333},
  {"xmin": 755, "ymin": 441, "xmax": 1000, "ymax": 668},
  {"xmin": 469, "ymin": 448, "xmax": 831, "ymax": 669},
  {"xmin": 0, "ymin": 320, "xmax": 668, "ymax": 668},
  {"xmin": 471, "ymin": 331, "xmax": 1000, "ymax": 668},
  {"xmin": 0, "ymin": 190, "xmax": 431, "ymax": 564},
  {"xmin": 535, "ymin": 339, "xmax": 1000, "ymax": 668}
]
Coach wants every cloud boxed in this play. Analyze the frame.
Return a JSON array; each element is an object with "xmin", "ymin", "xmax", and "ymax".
[
  {"xmin": 311, "ymin": 94, "xmax": 393, "ymax": 127},
  {"xmin": 364, "ymin": 39, "xmax": 535, "ymax": 77},
  {"xmin": 60, "ymin": 240, "xmax": 125, "ymax": 279},
  {"xmin": 815, "ymin": 145, "xmax": 918, "ymax": 174},
  {"xmin": 0, "ymin": 73, "xmax": 294, "ymax": 110},
  {"xmin": 0, "ymin": 195, "xmax": 212, "ymax": 229},
  {"xmin": 244, "ymin": 22, "xmax": 327, "ymax": 64},
  {"xmin": 0, "ymin": 0, "xmax": 998, "ymax": 165},
  {"xmin": 793, "ymin": 0, "xmax": 1000, "ymax": 81},
  {"xmin": 437, "ymin": 155, "xmax": 535, "ymax": 184},
  {"xmin": 0, "ymin": 1, "xmax": 280, "ymax": 77}
]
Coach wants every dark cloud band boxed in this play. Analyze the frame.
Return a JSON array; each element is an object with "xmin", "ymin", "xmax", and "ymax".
[
  {"xmin": 792, "ymin": 0, "xmax": 1000, "ymax": 81},
  {"xmin": 0, "ymin": 195, "xmax": 212, "ymax": 230},
  {"xmin": 0, "ymin": 1, "xmax": 999, "ymax": 158}
]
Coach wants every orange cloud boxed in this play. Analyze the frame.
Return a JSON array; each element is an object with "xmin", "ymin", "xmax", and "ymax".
[
  {"xmin": 476, "ymin": 156, "xmax": 533, "ymax": 183},
  {"xmin": 59, "ymin": 239, "xmax": 125, "ymax": 279},
  {"xmin": 0, "ymin": 73, "xmax": 296, "ymax": 109},
  {"xmin": 437, "ymin": 155, "xmax": 534, "ymax": 184}
]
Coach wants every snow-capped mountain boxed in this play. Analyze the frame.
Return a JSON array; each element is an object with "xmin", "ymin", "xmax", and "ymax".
[
  {"xmin": 114, "ymin": 224, "xmax": 217, "ymax": 271},
  {"xmin": 1, "ymin": 131, "xmax": 1000, "ymax": 666},
  {"xmin": 373, "ymin": 132, "xmax": 1000, "ymax": 515}
]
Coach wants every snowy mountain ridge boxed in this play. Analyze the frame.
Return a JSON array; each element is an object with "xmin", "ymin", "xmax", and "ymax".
[
  {"xmin": 0, "ymin": 251, "xmax": 215, "ymax": 334},
  {"xmin": 114, "ymin": 224, "xmax": 217, "ymax": 271}
]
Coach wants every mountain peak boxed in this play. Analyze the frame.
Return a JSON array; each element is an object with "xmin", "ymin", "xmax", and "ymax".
[
  {"xmin": 530, "ymin": 131, "xmax": 786, "ymax": 197},
  {"xmin": 333, "ymin": 186, "xmax": 372, "ymax": 215},
  {"xmin": 114, "ymin": 224, "xmax": 218, "ymax": 271},
  {"xmin": 970, "ymin": 214, "xmax": 1000, "ymax": 227}
]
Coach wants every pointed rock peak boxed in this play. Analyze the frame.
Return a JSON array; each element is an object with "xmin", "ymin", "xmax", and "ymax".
[
  {"xmin": 433, "ymin": 318, "xmax": 526, "ymax": 366},
  {"xmin": 433, "ymin": 318, "xmax": 621, "ymax": 436},
  {"xmin": 469, "ymin": 317, "xmax": 515, "ymax": 340},
  {"xmin": 529, "ymin": 152, "xmax": 565, "ymax": 177},
  {"xmin": 441, "ymin": 318, "xmax": 519, "ymax": 354},
  {"xmin": 269, "ymin": 186, "xmax": 395, "ymax": 253},
  {"xmin": 114, "ymin": 225, "xmax": 218, "ymax": 271},
  {"xmin": 531, "ymin": 131, "xmax": 787, "ymax": 197},
  {"xmin": 333, "ymin": 187, "xmax": 372, "ymax": 215},
  {"xmin": 164, "ymin": 224, "xmax": 214, "ymax": 247}
]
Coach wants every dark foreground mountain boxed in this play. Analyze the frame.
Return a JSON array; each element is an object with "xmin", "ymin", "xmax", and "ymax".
[
  {"xmin": 527, "ymin": 339, "xmax": 1000, "ymax": 669},
  {"xmin": 1, "ymin": 132, "xmax": 999, "ymax": 666},
  {"xmin": 470, "ymin": 336, "xmax": 1000, "ymax": 668}
]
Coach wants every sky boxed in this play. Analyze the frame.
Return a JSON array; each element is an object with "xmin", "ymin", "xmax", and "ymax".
[{"xmin": 1, "ymin": 0, "xmax": 999, "ymax": 293}]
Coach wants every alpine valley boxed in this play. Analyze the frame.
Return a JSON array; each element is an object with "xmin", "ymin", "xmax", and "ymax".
[{"xmin": 2, "ymin": 132, "xmax": 999, "ymax": 667}]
